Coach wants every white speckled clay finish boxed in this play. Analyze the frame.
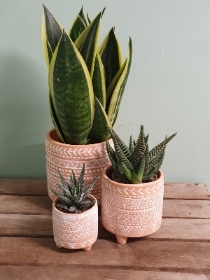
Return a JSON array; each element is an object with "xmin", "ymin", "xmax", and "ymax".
[
  {"xmin": 101, "ymin": 166, "xmax": 164, "ymax": 244},
  {"xmin": 52, "ymin": 195, "xmax": 98, "ymax": 251},
  {"xmin": 46, "ymin": 129, "xmax": 112, "ymax": 203}
]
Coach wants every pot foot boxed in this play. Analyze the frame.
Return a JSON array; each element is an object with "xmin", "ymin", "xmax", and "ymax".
[
  {"xmin": 56, "ymin": 244, "xmax": 62, "ymax": 248},
  {"xmin": 116, "ymin": 235, "xmax": 127, "ymax": 244},
  {"xmin": 83, "ymin": 245, "xmax": 92, "ymax": 251}
]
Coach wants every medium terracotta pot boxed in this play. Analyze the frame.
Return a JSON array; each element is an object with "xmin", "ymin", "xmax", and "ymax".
[
  {"xmin": 46, "ymin": 129, "xmax": 112, "ymax": 203},
  {"xmin": 101, "ymin": 166, "xmax": 164, "ymax": 244},
  {"xmin": 52, "ymin": 195, "xmax": 98, "ymax": 251}
]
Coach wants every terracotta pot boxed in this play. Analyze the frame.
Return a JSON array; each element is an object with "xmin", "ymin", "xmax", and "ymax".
[
  {"xmin": 52, "ymin": 194, "xmax": 98, "ymax": 251},
  {"xmin": 101, "ymin": 166, "xmax": 164, "ymax": 244},
  {"xmin": 46, "ymin": 129, "xmax": 112, "ymax": 203}
]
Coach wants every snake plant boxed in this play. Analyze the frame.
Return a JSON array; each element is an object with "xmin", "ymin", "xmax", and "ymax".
[
  {"xmin": 51, "ymin": 164, "xmax": 96, "ymax": 213},
  {"xmin": 42, "ymin": 6, "xmax": 132, "ymax": 144},
  {"xmin": 106, "ymin": 126, "xmax": 177, "ymax": 184}
]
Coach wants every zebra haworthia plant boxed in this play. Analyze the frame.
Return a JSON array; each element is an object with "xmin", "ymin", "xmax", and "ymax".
[
  {"xmin": 50, "ymin": 164, "xmax": 97, "ymax": 213},
  {"xmin": 42, "ymin": 6, "xmax": 132, "ymax": 145},
  {"xmin": 106, "ymin": 126, "xmax": 177, "ymax": 184}
]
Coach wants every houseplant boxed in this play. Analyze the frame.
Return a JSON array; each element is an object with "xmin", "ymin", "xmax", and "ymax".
[
  {"xmin": 51, "ymin": 164, "xmax": 98, "ymax": 251},
  {"xmin": 42, "ymin": 6, "xmax": 132, "ymax": 202},
  {"xmin": 101, "ymin": 126, "xmax": 176, "ymax": 244}
]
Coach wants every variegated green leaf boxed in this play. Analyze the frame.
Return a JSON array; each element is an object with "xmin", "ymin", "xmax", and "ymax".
[
  {"xmin": 69, "ymin": 15, "xmax": 86, "ymax": 42},
  {"xmin": 98, "ymin": 27, "xmax": 122, "ymax": 89},
  {"xmin": 49, "ymin": 93, "xmax": 65, "ymax": 143},
  {"xmin": 42, "ymin": 5, "xmax": 63, "ymax": 66},
  {"xmin": 108, "ymin": 38, "xmax": 132, "ymax": 126},
  {"xmin": 92, "ymin": 53, "xmax": 106, "ymax": 108},
  {"xmin": 75, "ymin": 11, "xmax": 103, "ymax": 76},
  {"xmin": 49, "ymin": 30, "xmax": 94, "ymax": 144},
  {"xmin": 88, "ymin": 97, "xmax": 111, "ymax": 143},
  {"xmin": 78, "ymin": 7, "xmax": 88, "ymax": 26}
]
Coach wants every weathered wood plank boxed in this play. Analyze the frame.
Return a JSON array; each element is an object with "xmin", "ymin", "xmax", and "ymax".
[
  {"xmin": 1, "ymin": 195, "xmax": 209, "ymax": 219},
  {"xmin": 0, "ymin": 179, "xmax": 209, "ymax": 200},
  {"xmin": 0, "ymin": 238, "xmax": 209, "ymax": 273},
  {"xmin": 0, "ymin": 266, "xmax": 208, "ymax": 280},
  {"xmin": 1, "ymin": 214, "xmax": 209, "ymax": 242},
  {"xmin": 0, "ymin": 178, "xmax": 47, "ymax": 195},
  {"xmin": 163, "ymin": 199, "xmax": 210, "ymax": 218},
  {"xmin": 0, "ymin": 195, "xmax": 51, "ymax": 215},
  {"xmin": 164, "ymin": 183, "xmax": 210, "ymax": 200}
]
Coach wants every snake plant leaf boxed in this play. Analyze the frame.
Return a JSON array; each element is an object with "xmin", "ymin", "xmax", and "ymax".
[
  {"xmin": 98, "ymin": 27, "xmax": 122, "ymax": 89},
  {"xmin": 49, "ymin": 30, "xmax": 94, "ymax": 145},
  {"xmin": 49, "ymin": 93, "xmax": 65, "ymax": 143},
  {"xmin": 108, "ymin": 38, "xmax": 132, "ymax": 126},
  {"xmin": 87, "ymin": 14, "xmax": 91, "ymax": 24},
  {"xmin": 42, "ymin": 6, "xmax": 63, "ymax": 66},
  {"xmin": 75, "ymin": 10, "xmax": 103, "ymax": 76},
  {"xmin": 69, "ymin": 15, "xmax": 86, "ymax": 42},
  {"xmin": 92, "ymin": 53, "xmax": 106, "ymax": 108},
  {"xmin": 78, "ymin": 7, "xmax": 88, "ymax": 26},
  {"xmin": 106, "ymin": 58, "xmax": 127, "ymax": 111},
  {"xmin": 88, "ymin": 97, "xmax": 111, "ymax": 143}
]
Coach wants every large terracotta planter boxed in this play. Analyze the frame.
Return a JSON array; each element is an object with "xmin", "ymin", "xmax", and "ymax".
[
  {"xmin": 46, "ymin": 129, "xmax": 112, "ymax": 202},
  {"xmin": 101, "ymin": 166, "xmax": 164, "ymax": 244},
  {"xmin": 52, "ymin": 195, "xmax": 98, "ymax": 251}
]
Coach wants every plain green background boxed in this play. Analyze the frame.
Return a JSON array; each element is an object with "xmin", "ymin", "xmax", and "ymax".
[{"xmin": 0, "ymin": 0, "xmax": 209, "ymax": 190}]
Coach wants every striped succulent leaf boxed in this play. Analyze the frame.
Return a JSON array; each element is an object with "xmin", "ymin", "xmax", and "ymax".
[
  {"xmin": 50, "ymin": 165, "xmax": 96, "ymax": 213},
  {"xmin": 106, "ymin": 126, "xmax": 176, "ymax": 184}
]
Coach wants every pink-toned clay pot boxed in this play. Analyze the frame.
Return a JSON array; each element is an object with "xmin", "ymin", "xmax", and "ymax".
[
  {"xmin": 52, "ymin": 195, "xmax": 98, "ymax": 251},
  {"xmin": 46, "ymin": 129, "xmax": 112, "ymax": 203},
  {"xmin": 101, "ymin": 166, "xmax": 164, "ymax": 244}
]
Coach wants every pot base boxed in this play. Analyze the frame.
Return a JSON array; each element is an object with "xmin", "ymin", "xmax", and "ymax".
[{"xmin": 116, "ymin": 235, "xmax": 127, "ymax": 244}]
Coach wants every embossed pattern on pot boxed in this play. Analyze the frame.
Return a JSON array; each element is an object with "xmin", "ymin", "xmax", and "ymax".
[
  {"xmin": 52, "ymin": 196, "xmax": 98, "ymax": 249},
  {"xmin": 46, "ymin": 129, "xmax": 112, "ymax": 202},
  {"xmin": 101, "ymin": 167, "xmax": 164, "ymax": 238}
]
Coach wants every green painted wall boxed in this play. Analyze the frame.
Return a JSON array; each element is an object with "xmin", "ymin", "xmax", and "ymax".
[{"xmin": 0, "ymin": 0, "xmax": 209, "ymax": 191}]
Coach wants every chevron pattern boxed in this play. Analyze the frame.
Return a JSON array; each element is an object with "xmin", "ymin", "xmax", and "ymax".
[
  {"xmin": 52, "ymin": 198, "xmax": 98, "ymax": 249},
  {"xmin": 101, "ymin": 173, "xmax": 164, "ymax": 238},
  {"xmin": 46, "ymin": 134, "xmax": 113, "ymax": 203}
]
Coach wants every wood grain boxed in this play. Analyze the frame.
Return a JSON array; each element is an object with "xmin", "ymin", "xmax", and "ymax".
[
  {"xmin": 1, "ymin": 195, "xmax": 209, "ymax": 218},
  {"xmin": 1, "ymin": 214, "xmax": 209, "ymax": 242},
  {"xmin": 164, "ymin": 183, "xmax": 210, "ymax": 200},
  {"xmin": 0, "ymin": 237, "xmax": 209, "ymax": 273},
  {"xmin": 0, "ymin": 195, "xmax": 51, "ymax": 215},
  {"xmin": 0, "ymin": 178, "xmax": 47, "ymax": 195},
  {"xmin": 1, "ymin": 179, "xmax": 209, "ymax": 200},
  {"xmin": 163, "ymin": 199, "xmax": 210, "ymax": 218},
  {"xmin": 0, "ymin": 266, "xmax": 208, "ymax": 280}
]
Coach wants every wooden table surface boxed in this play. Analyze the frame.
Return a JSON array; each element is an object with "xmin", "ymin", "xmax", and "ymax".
[{"xmin": 0, "ymin": 179, "xmax": 210, "ymax": 280}]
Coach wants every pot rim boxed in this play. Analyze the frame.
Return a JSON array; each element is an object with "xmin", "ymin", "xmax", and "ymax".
[
  {"xmin": 103, "ymin": 165, "xmax": 164, "ymax": 188},
  {"xmin": 52, "ymin": 194, "xmax": 97, "ymax": 216},
  {"xmin": 46, "ymin": 128, "xmax": 112, "ymax": 148}
]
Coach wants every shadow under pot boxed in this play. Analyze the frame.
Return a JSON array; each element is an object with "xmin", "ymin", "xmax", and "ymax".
[
  {"xmin": 101, "ymin": 166, "xmax": 164, "ymax": 244},
  {"xmin": 52, "ymin": 194, "xmax": 98, "ymax": 251},
  {"xmin": 46, "ymin": 129, "xmax": 112, "ymax": 203}
]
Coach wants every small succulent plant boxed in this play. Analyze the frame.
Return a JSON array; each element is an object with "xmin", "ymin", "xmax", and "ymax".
[
  {"xmin": 106, "ymin": 126, "xmax": 177, "ymax": 184},
  {"xmin": 51, "ymin": 165, "xmax": 97, "ymax": 213}
]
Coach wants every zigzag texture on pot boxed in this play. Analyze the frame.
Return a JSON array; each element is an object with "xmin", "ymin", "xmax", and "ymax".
[
  {"xmin": 46, "ymin": 129, "xmax": 112, "ymax": 202},
  {"xmin": 101, "ymin": 168, "xmax": 164, "ymax": 238},
  {"xmin": 52, "ymin": 195, "xmax": 98, "ymax": 249}
]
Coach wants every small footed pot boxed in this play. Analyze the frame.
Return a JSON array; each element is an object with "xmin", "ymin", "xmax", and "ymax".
[
  {"xmin": 52, "ymin": 195, "xmax": 98, "ymax": 251},
  {"xmin": 101, "ymin": 166, "xmax": 164, "ymax": 244}
]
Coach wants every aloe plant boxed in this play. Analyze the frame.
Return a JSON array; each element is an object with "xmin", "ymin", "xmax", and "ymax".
[
  {"xmin": 106, "ymin": 126, "xmax": 177, "ymax": 184},
  {"xmin": 42, "ymin": 6, "xmax": 132, "ymax": 144},
  {"xmin": 51, "ymin": 165, "xmax": 97, "ymax": 213}
]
